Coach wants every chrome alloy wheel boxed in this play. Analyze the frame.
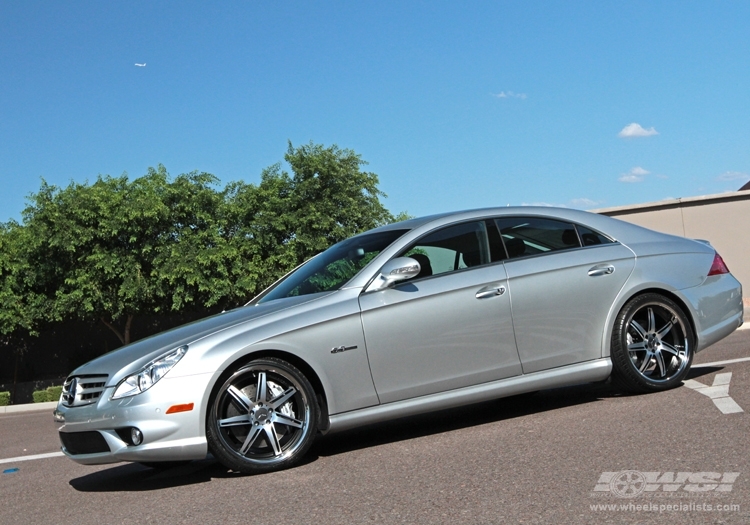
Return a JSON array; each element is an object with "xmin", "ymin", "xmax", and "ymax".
[
  {"xmin": 210, "ymin": 359, "xmax": 316, "ymax": 471},
  {"xmin": 625, "ymin": 302, "xmax": 689, "ymax": 383}
]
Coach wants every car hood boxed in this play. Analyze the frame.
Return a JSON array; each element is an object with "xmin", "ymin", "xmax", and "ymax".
[{"xmin": 69, "ymin": 294, "xmax": 326, "ymax": 383}]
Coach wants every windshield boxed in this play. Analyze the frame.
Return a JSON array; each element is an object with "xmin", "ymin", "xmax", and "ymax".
[{"xmin": 256, "ymin": 229, "xmax": 409, "ymax": 303}]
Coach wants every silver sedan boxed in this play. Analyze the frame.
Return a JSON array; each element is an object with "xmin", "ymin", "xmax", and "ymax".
[{"xmin": 55, "ymin": 207, "xmax": 744, "ymax": 474}]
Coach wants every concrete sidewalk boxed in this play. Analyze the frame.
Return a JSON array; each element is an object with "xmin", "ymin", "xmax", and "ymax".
[{"xmin": 0, "ymin": 401, "xmax": 57, "ymax": 415}]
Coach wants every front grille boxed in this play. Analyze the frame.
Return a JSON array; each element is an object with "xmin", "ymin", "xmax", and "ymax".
[
  {"xmin": 61, "ymin": 375, "xmax": 108, "ymax": 407},
  {"xmin": 59, "ymin": 431, "xmax": 111, "ymax": 455}
]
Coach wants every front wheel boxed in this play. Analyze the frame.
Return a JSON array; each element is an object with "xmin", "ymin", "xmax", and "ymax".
[
  {"xmin": 206, "ymin": 358, "xmax": 319, "ymax": 474},
  {"xmin": 610, "ymin": 293, "xmax": 694, "ymax": 393}
]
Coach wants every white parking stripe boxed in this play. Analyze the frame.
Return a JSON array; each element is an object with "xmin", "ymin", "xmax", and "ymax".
[
  {"xmin": 0, "ymin": 452, "xmax": 64, "ymax": 465},
  {"xmin": 684, "ymin": 372, "xmax": 744, "ymax": 414},
  {"xmin": 692, "ymin": 356, "xmax": 750, "ymax": 368}
]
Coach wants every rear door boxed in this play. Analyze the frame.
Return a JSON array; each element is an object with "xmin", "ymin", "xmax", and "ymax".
[{"xmin": 496, "ymin": 217, "xmax": 635, "ymax": 373}]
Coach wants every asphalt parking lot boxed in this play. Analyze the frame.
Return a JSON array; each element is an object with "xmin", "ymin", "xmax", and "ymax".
[{"xmin": 2, "ymin": 327, "xmax": 749, "ymax": 525}]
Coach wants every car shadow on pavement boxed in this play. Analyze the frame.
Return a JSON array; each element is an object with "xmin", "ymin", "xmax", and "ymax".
[
  {"xmin": 312, "ymin": 366, "xmax": 727, "ymax": 459},
  {"xmin": 68, "ymin": 458, "xmax": 239, "ymax": 492},
  {"xmin": 312, "ymin": 380, "xmax": 631, "ymax": 459},
  {"xmin": 686, "ymin": 365, "xmax": 723, "ymax": 379}
]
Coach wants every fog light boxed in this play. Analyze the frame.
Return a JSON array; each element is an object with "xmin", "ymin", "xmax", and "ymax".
[{"xmin": 131, "ymin": 427, "xmax": 143, "ymax": 446}]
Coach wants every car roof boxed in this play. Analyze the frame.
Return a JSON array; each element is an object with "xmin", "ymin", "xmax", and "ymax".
[
  {"xmin": 368, "ymin": 205, "xmax": 694, "ymax": 247},
  {"xmin": 372, "ymin": 206, "xmax": 614, "ymax": 234}
]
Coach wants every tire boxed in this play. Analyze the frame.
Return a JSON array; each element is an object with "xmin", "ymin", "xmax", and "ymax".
[
  {"xmin": 206, "ymin": 357, "xmax": 319, "ymax": 474},
  {"xmin": 610, "ymin": 293, "xmax": 694, "ymax": 393}
]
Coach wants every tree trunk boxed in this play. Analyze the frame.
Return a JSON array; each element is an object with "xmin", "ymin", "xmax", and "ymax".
[
  {"xmin": 100, "ymin": 315, "xmax": 135, "ymax": 346},
  {"xmin": 123, "ymin": 314, "xmax": 133, "ymax": 345}
]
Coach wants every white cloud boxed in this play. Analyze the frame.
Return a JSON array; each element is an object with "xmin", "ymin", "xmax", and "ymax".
[
  {"xmin": 569, "ymin": 198, "xmax": 600, "ymax": 209},
  {"xmin": 520, "ymin": 201, "xmax": 557, "ymax": 207},
  {"xmin": 717, "ymin": 171, "xmax": 748, "ymax": 181},
  {"xmin": 519, "ymin": 198, "xmax": 601, "ymax": 209},
  {"xmin": 618, "ymin": 166, "xmax": 650, "ymax": 183},
  {"xmin": 135, "ymin": 63, "xmax": 146, "ymax": 67},
  {"xmin": 493, "ymin": 91, "xmax": 527, "ymax": 100},
  {"xmin": 618, "ymin": 123, "xmax": 658, "ymax": 138}
]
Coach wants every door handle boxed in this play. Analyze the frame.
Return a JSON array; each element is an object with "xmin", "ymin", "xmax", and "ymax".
[
  {"xmin": 588, "ymin": 265, "xmax": 615, "ymax": 277},
  {"xmin": 475, "ymin": 285, "xmax": 506, "ymax": 299}
]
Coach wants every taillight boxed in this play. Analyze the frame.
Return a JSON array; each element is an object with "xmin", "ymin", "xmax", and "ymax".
[{"xmin": 708, "ymin": 252, "xmax": 730, "ymax": 276}]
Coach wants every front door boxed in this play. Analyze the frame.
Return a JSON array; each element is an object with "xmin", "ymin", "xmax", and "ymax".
[{"xmin": 359, "ymin": 220, "xmax": 522, "ymax": 404}]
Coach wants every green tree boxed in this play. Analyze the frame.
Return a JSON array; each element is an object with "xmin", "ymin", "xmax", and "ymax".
[
  {"xmin": 17, "ymin": 166, "xmax": 219, "ymax": 344},
  {"xmin": 4, "ymin": 142, "xmax": 404, "ymax": 349},
  {"xmin": 0, "ymin": 221, "xmax": 43, "ymax": 396},
  {"xmin": 0, "ymin": 222, "xmax": 38, "ymax": 338},
  {"xmin": 219, "ymin": 142, "xmax": 400, "ymax": 293}
]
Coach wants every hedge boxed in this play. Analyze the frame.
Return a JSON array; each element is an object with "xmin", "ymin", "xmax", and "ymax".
[
  {"xmin": 32, "ymin": 386, "xmax": 63, "ymax": 403},
  {"xmin": 0, "ymin": 391, "xmax": 10, "ymax": 406}
]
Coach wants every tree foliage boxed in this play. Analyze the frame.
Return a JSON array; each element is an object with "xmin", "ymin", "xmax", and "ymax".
[{"xmin": 1, "ymin": 142, "xmax": 403, "ymax": 347}]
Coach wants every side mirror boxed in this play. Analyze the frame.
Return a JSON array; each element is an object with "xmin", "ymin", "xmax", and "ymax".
[{"xmin": 365, "ymin": 257, "xmax": 421, "ymax": 293}]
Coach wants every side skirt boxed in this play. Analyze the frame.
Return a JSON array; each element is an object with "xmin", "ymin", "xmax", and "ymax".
[{"xmin": 326, "ymin": 358, "xmax": 612, "ymax": 434}]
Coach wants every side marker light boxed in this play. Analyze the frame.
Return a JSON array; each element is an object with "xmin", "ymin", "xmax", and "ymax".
[{"xmin": 166, "ymin": 403, "xmax": 194, "ymax": 414}]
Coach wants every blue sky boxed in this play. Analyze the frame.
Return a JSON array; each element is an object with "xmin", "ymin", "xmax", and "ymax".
[{"xmin": 2, "ymin": 1, "xmax": 749, "ymax": 222}]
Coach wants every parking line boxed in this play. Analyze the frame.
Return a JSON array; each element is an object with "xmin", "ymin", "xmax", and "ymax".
[
  {"xmin": 692, "ymin": 356, "xmax": 750, "ymax": 368},
  {"xmin": 0, "ymin": 452, "xmax": 64, "ymax": 465}
]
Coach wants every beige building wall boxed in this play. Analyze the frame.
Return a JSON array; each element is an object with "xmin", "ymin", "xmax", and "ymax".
[{"xmin": 593, "ymin": 190, "xmax": 750, "ymax": 318}]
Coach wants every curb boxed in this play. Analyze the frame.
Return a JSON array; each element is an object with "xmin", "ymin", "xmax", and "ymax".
[{"xmin": 0, "ymin": 401, "xmax": 57, "ymax": 415}]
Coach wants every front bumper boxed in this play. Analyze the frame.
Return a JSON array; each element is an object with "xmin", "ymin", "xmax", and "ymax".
[{"xmin": 56, "ymin": 372, "xmax": 214, "ymax": 465}]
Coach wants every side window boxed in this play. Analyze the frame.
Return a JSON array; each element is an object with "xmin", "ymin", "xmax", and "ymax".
[
  {"xmin": 400, "ymin": 221, "xmax": 490, "ymax": 278},
  {"xmin": 494, "ymin": 217, "xmax": 581, "ymax": 259},
  {"xmin": 576, "ymin": 224, "xmax": 614, "ymax": 246}
]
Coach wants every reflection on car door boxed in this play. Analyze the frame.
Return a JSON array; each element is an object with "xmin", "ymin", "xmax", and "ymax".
[
  {"xmin": 505, "ymin": 243, "xmax": 635, "ymax": 373},
  {"xmin": 359, "ymin": 221, "xmax": 522, "ymax": 404}
]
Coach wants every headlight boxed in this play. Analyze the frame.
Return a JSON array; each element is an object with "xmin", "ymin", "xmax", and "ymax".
[{"xmin": 112, "ymin": 345, "xmax": 188, "ymax": 400}]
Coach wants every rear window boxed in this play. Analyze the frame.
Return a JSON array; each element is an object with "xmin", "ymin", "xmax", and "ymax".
[
  {"xmin": 495, "ymin": 217, "xmax": 580, "ymax": 258},
  {"xmin": 494, "ymin": 217, "xmax": 613, "ymax": 259}
]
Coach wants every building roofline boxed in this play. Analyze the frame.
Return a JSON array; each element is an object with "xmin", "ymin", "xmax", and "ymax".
[{"xmin": 592, "ymin": 189, "xmax": 750, "ymax": 216}]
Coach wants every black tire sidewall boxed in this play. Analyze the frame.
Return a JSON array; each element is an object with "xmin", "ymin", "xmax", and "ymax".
[
  {"xmin": 206, "ymin": 357, "xmax": 319, "ymax": 474},
  {"xmin": 611, "ymin": 293, "xmax": 694, "ymax": 393}
]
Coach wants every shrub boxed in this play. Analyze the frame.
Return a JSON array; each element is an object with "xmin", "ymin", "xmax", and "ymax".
[
  {"xmin": 32, "ymin": 386, "xmax": 63, "ymax": 403},
  {"xmin": 32, "ymin": 390, "xmax": 48, "ymax": 403},
  {"xmin": 47, "ymin": 385, "xmax": 62, "ymax": 401},
  {"xmin": 0, "ymin": 392, "xmax": 10, "ymax": 406}
]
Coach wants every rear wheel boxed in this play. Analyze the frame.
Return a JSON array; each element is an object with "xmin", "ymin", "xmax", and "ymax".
[
  {"xmin": 611, "ymin": 293, "xmax": 694, "ymax": 393},
  {"xmin": 206, "ymin": 358, "xmax": 318, "ymax": 474}
]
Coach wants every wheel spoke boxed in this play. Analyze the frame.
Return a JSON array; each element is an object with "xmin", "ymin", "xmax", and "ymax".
[
  {"xmin": 647, "ymin": 307, "xmax": 656, "ymax": 333},
  {"xmin": 256, "ymin": 372, "xmax": 268, "ymax": 403},
  {"xmin": 227, "ymin": 385, "xmax": 252, "ymax": 412},
  {"xmin": 272, "ymin": 412, "xmax": 304, "ymax": 429},
  {"xmin": 219, "ymin": 414, "xmax": 252, "ymax": 428},
  {"xmin": 628, "ymin": 341, "xmax": 648, "ymax": 352},
  {"xmin": 263, "ymin": 424, "xmax": 282, "ymax": 455},
  {"xmin": 656, "ymin": 316, "xmax": 675, "ymax": 339},
  {"xmin": 639, "ymin": 352, "xmax": 653, "ymax": 373},
  {"xmin": 659, "ymin": 341, "xmax": 680, "ymax": 357},
  {"xmin": 630, "ymin": 320, "xmax": 647, "ymax": 340},
  {"xmin": 239, "ymin": 425, "xmax": 264, "ymax": 455},
  {"xmin": 269, "ymin": 387, "xmax": 297, "ymax": 410},
  {"xmin": 654, "ymin": 350, "xmax": 667, "ymax": 377}
]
